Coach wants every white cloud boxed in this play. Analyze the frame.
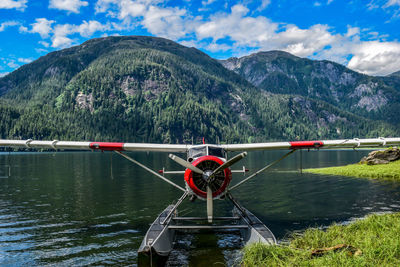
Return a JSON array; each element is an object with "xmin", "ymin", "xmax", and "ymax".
[
  {"xmin": 35, "ymin": 48, "xmax": 49, "ymax": 53},
  {"xmin": 51, "ymin": 24, "xmax": 76, "ymax": 48},
  {"xmin": 368, "ymin": 0, "xmax": 400, "ymax": 15},
  {"xmin": 39, "ymin": 41, "xmax": 50, "ymax": 47},
  {"xmin": 76, "ymin": 20, "xmax": 111, "ymax": 37},
  {"xmin": 257, "ymin": 0, "xmax": 271, "ymax": 11},
  {"xmin": 7, "ymin": 60, "xmax": 19, "ymax": 68},
  {"xmin": 30, "ymin": 18, "xmax": 55, "ymax": 38},
  {"xmin": 18, "ymin": 57, "xmax": 33, "ymax": 63},
  {"xmin": 19, "ymin": 25, "xmax": 28, "ymax": 32},
  {"xmin": 96, "ymin": 0, "xmax": 196, "ymax": 40},
  {"xmin": 141, "ymin": 5, "xmax": 195, "ymax": 39},
  {"xmin": 0, "ymin": 21, "xmax": 19, "ymax": 31},
  {"xmin": 194, "ymin": 5, "xmax": 337, "ymax": 58},
  {"xmin": 49, "ymin": 0, "xmax": 88, "ymax": 13},
  {"xmin": 0, "ymin": 0, "xmax": 27, "ymax": 11},
  {"xmin": 267, "ymin": 24, "xmax": 338, "ymax": 57},
  {"xmin": 204, "ymin": 42, "xmax": 232, "ymax": 52},
  {"xmin": 345, "ymin": 26, "xmax": 360, "ymax": 37},
  {"xmin": 0, "ymin": 72, "xmax": 9, "ymax": 77},
  {"xmin": 313, "ymin": 0, "xmax": 333, "ymax": 7},
  {"xmin": 51, "ymin": 20, "xmax": 111, "ymax": 47},
  {"xmin": 95, "ymin": 0, "xmax": 162, "ymax": 18},
  {"xmin": 101, "ymin": 32, "xmax": 121, "ymax": 37},
  {"xmin": 348, "ymin": 41, "xmax": 400, "ymax": 76},
  {"xmin": 196, "ymin": 5, "xmax": 278, "ymax": 47},
  {"xmin": 95, "ymin": 0, "xmax": 116, "ymax": 14},
  {"xmin": 201, "ymin": 0, "xmax": 215, "ymax": 6},
  {"xmin": 0, "ymin": 21, "xmax": 28, "ymax": 33},
  {"xmin": 118, "ymin": 0, "xmax": 147, "ymax": 19},
  {"xmin": 384, "ymin": 0, "xmax": 400, "ymax": 7},
  {"xmin": 52, "ymin": 35, "xmax": 74, "ymax": 48},
  {"xmin": 26, "ymin": 17, "xmax": 111, "ymax": 48}
]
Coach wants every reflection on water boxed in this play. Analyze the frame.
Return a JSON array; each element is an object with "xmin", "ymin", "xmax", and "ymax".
[{"xmin": 0, "ymin": 150, "xmax": 400, "ymax": 266}]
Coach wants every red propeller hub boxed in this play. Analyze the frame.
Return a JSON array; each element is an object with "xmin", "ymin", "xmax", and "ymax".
[{"xmin": 184, "ymin": 155, "xmax": 232, "ymax": 199}]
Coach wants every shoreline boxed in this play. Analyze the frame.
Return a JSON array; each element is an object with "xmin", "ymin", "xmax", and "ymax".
[
  {"xmin": 242, "ymin": 212, "xmax": 400, "ymax": 266},
  {"xmin": 242, "ymin": 160, "xmax": 400, "ymax": 266}
]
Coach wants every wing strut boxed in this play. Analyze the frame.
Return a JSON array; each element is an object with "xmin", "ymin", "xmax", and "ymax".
[
  {"xmin": 160, "ymin": 191, "xmax": 189, "ymax": 225},
  {"xmin": 115, "ymin": 151, "xmax": 186, "ymax": 192},
  {"xmin": 228, "ymin": 150, "xmax": 296, "ymax": 191}
]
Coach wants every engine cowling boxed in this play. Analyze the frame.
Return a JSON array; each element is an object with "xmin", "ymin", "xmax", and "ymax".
[{"xmin": 184, "ymin": 155, "xmax": 232, "ymax": 199}]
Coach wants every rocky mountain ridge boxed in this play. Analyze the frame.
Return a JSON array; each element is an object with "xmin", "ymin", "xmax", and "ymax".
[{"xmin": 220, "ymin": 51, "xmax": 400, "ymax": 124}]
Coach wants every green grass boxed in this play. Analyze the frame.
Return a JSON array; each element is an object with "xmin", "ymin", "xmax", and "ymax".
[
  {"xmin": 303, "ymin": 160, "xmax": 400, "ymax": 181},
  {"xmin": 242, "ymin": 213, "xmax": 400, "ymax": 266}
]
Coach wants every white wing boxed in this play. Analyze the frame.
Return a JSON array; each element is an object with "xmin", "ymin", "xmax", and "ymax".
[
  {"xmin": 0, "ymin": 139, "xmax": 189, "ymax": 153},
  {"xmin": 221, "ymin": 138, "xmax": 400, "ymax": 151},
  {"xmin": 1, "ymin": 137, "xmax": 400, "ymax": 152}
]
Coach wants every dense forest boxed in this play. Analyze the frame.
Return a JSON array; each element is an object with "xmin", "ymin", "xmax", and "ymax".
[{"xmin": 0, "ymin": 36, "xmax": 398, "ymax": 144}]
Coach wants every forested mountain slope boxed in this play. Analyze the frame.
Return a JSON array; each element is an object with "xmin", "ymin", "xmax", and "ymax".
[
  {"xmin": 0, "ymin": 36, "xmax": 398, "ymax": 143},
  {"xmin": 221, "ymin": 51, "xmax": 400, "ymax": 124}
]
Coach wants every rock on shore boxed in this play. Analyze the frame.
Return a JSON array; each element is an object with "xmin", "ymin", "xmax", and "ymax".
[{"xmin": 360, "ymin": 148, "xmax": 400, "ymax": 165}]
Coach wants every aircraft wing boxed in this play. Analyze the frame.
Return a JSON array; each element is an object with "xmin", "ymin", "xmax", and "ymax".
[
  {"xmin": 221, "ymin": 138, "xmax": 400, "ymax": 151},
  {"xmin": 0, "ymin": 139, "xmax": 189, "ymax": 153},
  {"xmin": 1, "ymin": 137, "xmax": 400, "ymax": 152}
]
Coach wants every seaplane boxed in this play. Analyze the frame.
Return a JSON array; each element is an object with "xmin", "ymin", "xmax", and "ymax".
[{"xmin": 1, "ymin": 137, "xmax": 400, "ymax": 266}]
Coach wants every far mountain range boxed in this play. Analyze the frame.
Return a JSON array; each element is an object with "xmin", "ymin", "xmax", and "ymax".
[{"xmin": 0, "ymin": 36, "xmax": 399, "ymax": 143}]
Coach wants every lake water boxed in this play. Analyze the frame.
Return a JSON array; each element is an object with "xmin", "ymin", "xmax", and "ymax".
[{"xmin": 1, "ymin": 150, "xmax": 400, "ymax": 266}]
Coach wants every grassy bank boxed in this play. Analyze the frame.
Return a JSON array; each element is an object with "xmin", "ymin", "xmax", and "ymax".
[
  {"xmin": 303, "ymin": 160, "xmax": 400, "ymax": 181},
  {"xmin": 242, "ymin": 213, "xmax": 400, "ymax": 266}
]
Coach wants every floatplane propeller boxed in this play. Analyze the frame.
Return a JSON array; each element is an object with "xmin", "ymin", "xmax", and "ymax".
[
  {"xmin": 2, "ymin": 137, "xmax": 400, "ymax": 265},
  {"xmin": 169, "ymin": 152, "xmax": 247, "ymax": 222}
]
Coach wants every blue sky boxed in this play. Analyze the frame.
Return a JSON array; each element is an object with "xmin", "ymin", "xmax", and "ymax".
[{"xmin": 1, "ymin": 0, "xmax": 400, "ymax": 77}]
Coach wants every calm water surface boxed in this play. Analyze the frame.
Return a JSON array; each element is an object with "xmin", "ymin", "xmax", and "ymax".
[{"xmin": 1, "ymin": 150, "xmax": 400, "ymax": 266}]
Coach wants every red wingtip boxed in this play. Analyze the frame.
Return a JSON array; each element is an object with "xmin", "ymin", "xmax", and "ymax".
[
  {"xmin": 89, "ymin": 142, "xmax": 124, "ymax": 151},
  {"xmin": 289, "ymin": 141, "xmax": 324, "ymax": 149}
]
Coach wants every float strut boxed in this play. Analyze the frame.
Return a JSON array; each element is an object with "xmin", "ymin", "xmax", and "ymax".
[{"xmin": 161, "ymin": 191, "xmax": 189, "ymax": 225}]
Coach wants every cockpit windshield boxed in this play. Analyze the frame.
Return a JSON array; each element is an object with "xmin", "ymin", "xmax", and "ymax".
[
  {"xmin": 208, "ymin": 146, "xmax": 226, "ymax": 158},
  {"xmin": 188, "ymin": 146, "xmax": 207, "ymax": 159},
  {"xmin": 188, "ymin": 145, "xmax": 226, "ymax": 160}
]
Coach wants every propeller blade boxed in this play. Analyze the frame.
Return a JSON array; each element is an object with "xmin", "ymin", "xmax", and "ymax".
[
  {"xmin": 207, "ymin": 186, "xmax": 213, "ymax": 223},
  {"xmin": 169, "ymin": 154, "xmax": 204, "ymax": 175},
  {"xmin": 208, "ymin": 152, "xmax": 247, "ymax": 183}
]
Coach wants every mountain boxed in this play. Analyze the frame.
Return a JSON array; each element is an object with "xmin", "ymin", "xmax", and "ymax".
[
  {"xmin": 0, "ymin": 36, "xmax": 398, "ymax": 143},
  {"xmin": 389, "ymin": 71, "xmax": 400, "ymax": 78},
  {"xmin": 221, "ymin": 51, "xmax": 400, "ymax": 124}
]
